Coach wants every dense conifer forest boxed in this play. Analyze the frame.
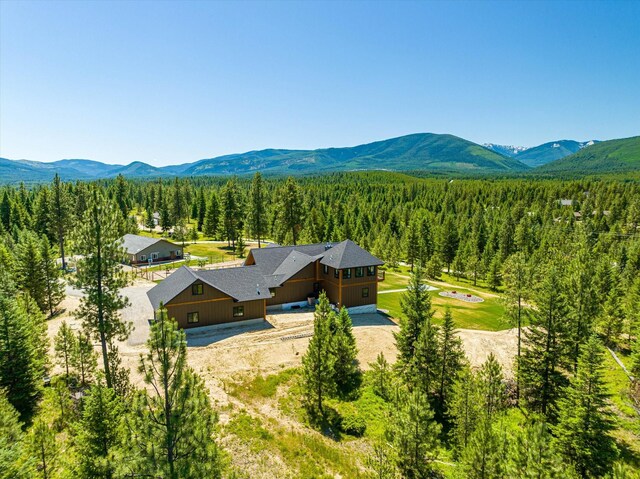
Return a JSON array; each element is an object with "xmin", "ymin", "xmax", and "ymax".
[{"xmin": 1, "ymin": 171, "xmax": 639, "ymax": 478}]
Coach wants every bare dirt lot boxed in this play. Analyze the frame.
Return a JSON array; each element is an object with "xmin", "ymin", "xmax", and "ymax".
[{"xmin": 47, "ymin": 284, "xmax": 517, "ymax": 408}]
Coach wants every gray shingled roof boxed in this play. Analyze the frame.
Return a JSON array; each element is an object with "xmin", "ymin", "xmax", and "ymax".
[
  {"xmin": 146, "ymin": 265, "xmax": 270, "ymax": 311},
  {"xmin": 196, "ymin": 267, "xmax": 270, "ymax": 302},
  {"xmin": 121, "ymin": 234, "xmax": 164, "ymax": 254},
  {"xmin": 248, "ymin": 243, "xmax": 335, "ymax": 276},
  {"xmin": 320, "ymin": 240, "xmax": 384, "ymax": 269},
  {"xmin": 147, "ymin": 266, "xmax": 197, "ymax": 310}
]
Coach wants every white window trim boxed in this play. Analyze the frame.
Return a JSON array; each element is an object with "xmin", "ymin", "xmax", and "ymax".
[
  {"xmin": 139, "ymin": 254, "xmax": 147, "ymax": 261},
  {"xmin": 151, "ymin": 252, "xmax": 159, "ymax": 260}
]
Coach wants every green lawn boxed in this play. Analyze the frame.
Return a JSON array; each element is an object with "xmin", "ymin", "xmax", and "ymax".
[{"xmin": 378, "ymin": 287, "xmax": 507, "ymax": 331}]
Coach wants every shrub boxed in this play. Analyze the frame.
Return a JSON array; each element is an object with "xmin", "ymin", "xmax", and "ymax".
[{"xmin": 334, "ymin": 402, "xmax": 366, "ymax": 437}]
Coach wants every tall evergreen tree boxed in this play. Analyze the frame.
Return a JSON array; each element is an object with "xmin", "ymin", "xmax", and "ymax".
[
  {"xmin": 436, "ymin": 307, "xmax": 466, "ymax": 419},
  {"xmin": 387, "ymin": 388, "xmax": 441, "ymax": 479},
  {"xmin": 14, "ymin": 230, "xmax": 45, "ymax": 312},
  {"xmin": 0, "ymin": 291, "xmax": 42, "ymax": 420},
  {"xmin": 72, "ymin": 190, "xmax": 131, "ymax": 390},
  {"xmin": 394, "ymin": 266, "xmax": 433, "ymax": 380},
  {"xmin": 220, "ymin": 178, "xmax": 244, "ymax": 248},
  {"xmin": 520, "ymin": 263, "xmax": 571, "ymax": 422},
  {"xmin": 54, "ymin": 321, "xmax": 77, "ymax": 381},
  {"xmin": 49, "ymin": 173, "xmax": 71, "ymax": 271},
  {"xmin": 331, "ymin": 307, "xmax": 359, "ymax": 394},
  {"xmin": 71, "ymin": 331, "xmax": 98, "ymax": 388},
  {"xmin": 502, "ymin": 251, "xmax": 531, "ymax": 402},
  {"xmin": 203, "ymin": 190, "xmax": 220, "ymax": 238},
  {"xmin": 302, "ymin": 292, "xmax": 336, "ymax": 417},
  {"xmin": 196, "ymin": 187, "xmax": 206, "ymax": 232},
  {"xmin": 74, "ymin": 381, "xmax": 125, "ymax": 479},
  {"xmin": 506, "ymin": 422, "xmax": 570, "ymax": 479},
  {"xmin": 368, "ymin": 352, "xmax": 392, "ymax": 401},
  {"xmin": 449, "ymin": 366, "xmax": 480, "ymax": 458},
  {"xmin": 0, "ymin": 391, "xmax": 31, "ymax": 479},
  {"xmin": 26, "ymin": 418, "xmax": 58, "ymax": 479},
  {"xmin": 248, "ymin": 172, "xmax": 268, "ymax": 247},
  {"xmin": 128, "ymin": 307, "xmax": 221, "ymax": 479},
  {"xmin": 39, "ymin": 236, "xmax": 65, "ymax": 317},
  {"xmin": 554, "ymin": 336, "xmax": 618, "ymax": 478},
  {"xmin": 277, "ymin": 176, "xmax": 305, "ymax": 245}
]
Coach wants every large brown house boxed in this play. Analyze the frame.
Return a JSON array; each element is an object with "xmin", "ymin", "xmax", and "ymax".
[{"xmin": 147, "ymin": 240, "xmax": 384, "ymax": 329}]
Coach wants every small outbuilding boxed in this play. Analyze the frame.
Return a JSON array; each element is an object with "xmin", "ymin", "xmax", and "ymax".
[{"xmin": 121, "ymin": 234, "xmax": 183, "ymax": 264}]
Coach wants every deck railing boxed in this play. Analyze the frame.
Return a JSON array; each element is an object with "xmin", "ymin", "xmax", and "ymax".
[{"xmin": 377, "ymin": 270, "xmax": 385, "ymax": 282}]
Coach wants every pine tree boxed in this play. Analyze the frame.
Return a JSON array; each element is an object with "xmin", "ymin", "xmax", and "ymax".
[
  {"xmin": 74, "ymin": 381, "xmax": 125, "ymax": 479},
  {"xmin": 302, "ymin": 292, "xmax": 336, "ymax": 418},
  {"xmin": 506, "ymin": 422, "xmax": 570, "ymax": 479},
  {"xmin": 26, "ymin": 418, "xmax": 58, "ymax": 479},
  {"xmin": 487, "ymin": 255, "xmax": 502, "ymax": 291},
  {"xmin": 0, "ymin": 291, "xmax": 42, "ymax": 420},
  {"xmin": 277, "ymin": 176, "xmax": 305, "ymax": 245},
  {"xmin": 566, "ymin": 237, "xmax": 599, "ymax": 372},
  {"xmin": 554, "ymin": 336, "xmax": 618, "ymax": 478},
  {"xmin": 49, "ymin": 173, "xmax": 71, "ymax": 271},
  {"xmin": 220, "ymin": 178, "xmax": 244, "ymax": 248},
  {"xmin": 54, "ymin": 321, "xmax": 77, "ymax": 381},
  {"xmin": 196, "ymin": 187, "xmax": 206, "ymax": 232},
  {"xmin": 439, "ymin": 214, "xmax": 459, "ymax": 273},
  {"xmin": 366, "ymin": 438, "xmax": 397, "ymax": 479},
  {"xmin": 502, "ymin": 251, "xmax": 531, "ymax": 402},
  {"xmin": 71, "ymin": 331, "xmax": 98, "ymax": 387},
  {"xmin": 203, "ymin": 191, "xmax": 220, "ymax": 238},
  {"xmin": 598, "ymin": 286, "xmax": 625, "ymax": 346},
  {"xmin": 144, "ymin": 206, "xmax": 155, "ymax": 232},
  {"xmin": 160, "ymin": 198, "xmax": 171, "ymax": 233},
  {"xmin": 449, "ymin": 366, "xmax": 480, "ymax": 458},
  {"xmin": 189, "ymin": 225, "xmax": 199, "ymax": 244},
  {"xmin": 394, "ymin": 266, "xmax": 433, "ymax": 380},
  {"xmin": 412, "ymin": 319, "xmax": 440, "ymax": 397},
  {"xmin": 39, "ymin": 236, "xmax": 65, "ymax": 317},
  {"xmin": 72, "ymin": 190, "xmax": 131, "ymax": 390},
  {"xmin": 460, "ymin": 354, "xmax": 508, "ymax": 479},
  {"xmin": 404, "ymin": 217, "xmax": 420, "ymax": 270},
  {"xmin": 520, "ymin": 263, "xmax": 571, "ymax": 422},
  {"xmin": 0, "ymin": 391, "xmax": 31, "ymax": 479},
  {"xmin": 235, "ymin": 235, "xmax": 246, "ymax": 258},
  {"xmin": 14, "ymin": 230, "xmax": 46, "ymax": 312},
  {"xmin": 368, "ymin": 352, "xmax": 392, "ymax": 401},
  {"xmin": 128, "ymin": 307, "xmax": 221, "ymax": 479},
  {"xmin": 248, "ymin": 172, "xmax": 268, "ymax": 247},
  {"xmin": 436, "ymin": 307, "xmax": 466, "ymax": 420},
  {"xmin": 387, "ymin": 387, "xmax": 441, "ymax": 479},
  {"xmin": 331, "ymin": 307, "xmax": 359, "ymax": 394}
]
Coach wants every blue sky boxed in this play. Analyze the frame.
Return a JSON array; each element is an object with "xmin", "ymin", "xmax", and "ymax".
[{"xmin": 1, "ymin": 0, "xmax": 639, "ymax": 166}]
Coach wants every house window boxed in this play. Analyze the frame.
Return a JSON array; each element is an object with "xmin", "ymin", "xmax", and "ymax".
[
  {"xmin": 269, "ymin": 288, "xmax": 276, "ymax": 298},
  {"xmin": 362, "ymin": 287, "xmax": 369, "ymax": 298},
  {"xmin": 177, "ymin": 250, "xmax": 181, "ymax": 257},
  {"xmin": 334, "ymin": 268, "xmax": 339, "ymax": 279},
  {"xmin": 139, "ymin": 254, "xmax": 147, "ymax": 262},
  {"xmin": 187, "ymin": 312, "xmax": 199, "ymax": 324},
  {"xmin": 323, "ymin": 264, "xmax": 328, "ymax": 275},
  {"xmin": 343, "ymin": 268, "xmax": 352, "ymax": 279},
  {"xmin": 151, "ymin": 252, "xmax": 159, "ymax": 260},
  {"xmin": 355, "ymin": 267, "xmax": 364, "ymax": 277},
  {"xmin": 233, "ymin": 306, "xmax": 244, "ymax": 318},
  {"xmin": 367, "ymin": 266, "xmax": 376, "ymax": 276},
  {"xmin": 192, "ymin": 283, "xmax": 204, "ymax": 295}
]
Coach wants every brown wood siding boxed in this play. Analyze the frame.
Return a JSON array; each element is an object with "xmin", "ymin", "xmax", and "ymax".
[
  {"xmin": 168, "ymin": 280, "xmax": 228, "ymax": 305},
  {"xmin": 291, "ymin": 263, "xmax": 315, "ymax": 280},
  {"xmin": 166, "ymin": 298, "xmax": 265, "ymax": 329},
  {"xmin": 339, "ymin": 280, "xmax": 378, "ymax": 308},
  {"xmin": 268, "ymin": 278, "xmax": 317, "ymax": 306}
]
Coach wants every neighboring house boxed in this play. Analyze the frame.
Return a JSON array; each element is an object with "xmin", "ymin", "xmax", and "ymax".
[
  {"xmin": 121, "ymin": 234, "xmax": 183, "ymax": 264},
  {"xmin": 146, "ymin": 240, "xmax": 384, "ymax": 329}
]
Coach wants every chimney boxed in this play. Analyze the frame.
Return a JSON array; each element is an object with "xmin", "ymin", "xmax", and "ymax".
[{"xmin": 325, "ymin": 242, "xmax": 331, "ymax": 251}]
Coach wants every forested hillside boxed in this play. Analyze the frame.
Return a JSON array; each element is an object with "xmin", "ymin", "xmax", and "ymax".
[
  {"xmin": 539, "ymin": 136, "xmax": 640, "ymax": 175},
  {"xmin": 1, "ymin": 171, "xmax": 639, "ymax": 478}
]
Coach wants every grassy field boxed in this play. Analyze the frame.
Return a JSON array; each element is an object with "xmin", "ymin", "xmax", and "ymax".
[{"xmin": 377, "ymin": 271, "xmax": 508, "ymax": 331}]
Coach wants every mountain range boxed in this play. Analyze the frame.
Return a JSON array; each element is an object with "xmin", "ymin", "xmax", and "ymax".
[
  {"xmin": 483, "ymin": 140, "xmax": 598, "ymax": 168},
  {"xmin": 1, "ymin": 133, "xmax": 638, "ymax": 183}
]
